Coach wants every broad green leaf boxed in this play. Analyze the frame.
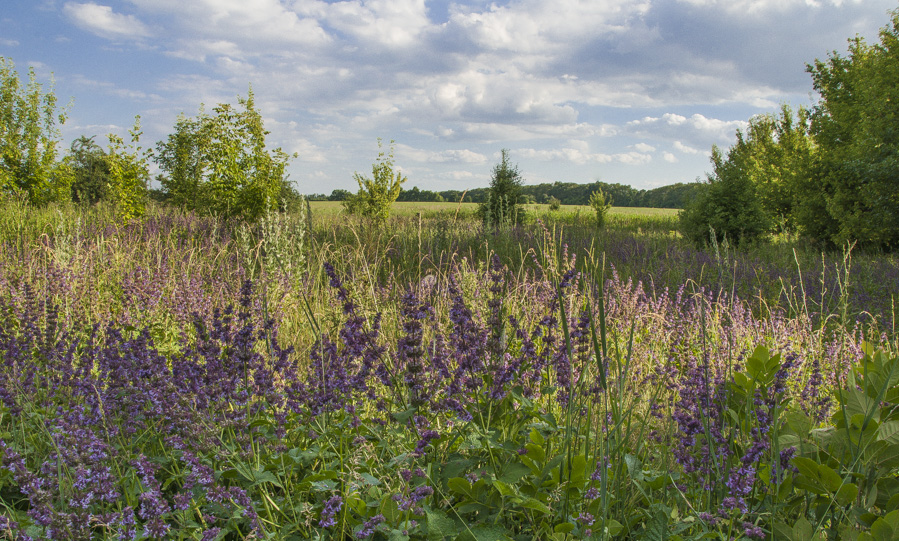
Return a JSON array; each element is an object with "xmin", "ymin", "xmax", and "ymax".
[
  {"xmin": 520, "ymin": 497, "xmax": 551, "ymax": 515},
  {"xmin": 529, "ymin": 428, "xmax": 545, "ymax": 446},
  {"xmin": 792, "ymin": 517, "xmax": 814, "ymax": 541},
  {"xmin": 554, "ymin": 523, "xmax": 575, "ymax": 534},
  {"xmin": 869, "ymin": 518, "xmax": 894, "ymax": 541},
  {"xmin": 448, "ymin": 477, "xmax": 472, "ymax": 497},
  {"xmin": 877, "ymin": 421, "xmax": 899, "ymax": 444},
  {"xmin": 836, "ymin": 483, "xmax": 859, "ymax": 506},
  {"xmin": 493, "ymin": 480, "xmax": 515, "ymax": 497},
  {"xmin": 426, "ymin": 509, "xmax": 459, "ymax": 540}
]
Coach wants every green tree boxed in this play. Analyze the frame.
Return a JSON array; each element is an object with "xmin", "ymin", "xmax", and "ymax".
[
  {"xmin": 106, "ymin": 118, "xmax": 150, "ymax": 223},
  {"xmin": 679, "ymin": 105, "xmax": 815, "ymax": 246},
  {"xmin": 481, "ymin": 149, "xmax": 524, "ymax": 226},
  {"xmin": 679, "ymin": 144, "xmax": 771, "ymax": 247},
  {"xmin": 0, "ymin": 57, "xmax": 72, "ymax": 205},
  {"xmin": 588, "ymin": 188, "xmax": 613, "ymax": 227},
  {"xmin": 804, "ymin": 8, "xmax": 899, "ymax": 249},
  {"xmin": 67, "ymin": 135, "xmax": 110, "ymax": 205},
  {"xmin": 344, "ymin": 139, "xmax": 406, "ymax": 226},
  {"xmin": 156, "ymin": 90, "xmax": 293, "ymax": 221}
]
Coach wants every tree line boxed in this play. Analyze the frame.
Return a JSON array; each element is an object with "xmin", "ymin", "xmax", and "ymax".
[
  {"xmin": 680, "ymin": 8, "xmax": 899, "ymax": 251},
  {"xmin": 309, "ymin": 180, "xmax": 703, "ymax": 209}
]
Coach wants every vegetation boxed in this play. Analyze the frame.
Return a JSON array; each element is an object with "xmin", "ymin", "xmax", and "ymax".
[
  {"xmin": 0, "ymin": 57, "xmax": 72, "ymax": 206},
  {"xmin": 588, "ymin": 188, "xmax": 613, "ymax": 228},
  {"xmin": 343, "ymin": 139, "xmax": 407, "ymax": 226},
  {"xmin": 480, "ymin": 149, "xmax": 525, "ymax": 226},
  {"xmin": 155, "ymin": 90, "xmax": 293, "ymax": 221},
  {"xmin": 0, "ymin": 200, "xmax": 897, "ymax": 540},
  {"xmin": 682, "ymin": 8, "xmax": 899, "ymax": 250}
]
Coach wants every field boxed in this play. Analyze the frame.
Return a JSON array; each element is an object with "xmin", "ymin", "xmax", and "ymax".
[{"xmin": 1, "ymin": 199, "xmax": 898, "ymax": 540}]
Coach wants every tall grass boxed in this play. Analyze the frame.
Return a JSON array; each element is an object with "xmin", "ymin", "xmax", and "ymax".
[{"xmin": 0, "ymin": 200, "xmax": 897, "ymax": 539}]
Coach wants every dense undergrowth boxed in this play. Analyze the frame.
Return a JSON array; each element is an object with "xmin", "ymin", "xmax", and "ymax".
[{"xmin": 0, "ymin": 200, "xmax": 898, "ymax": 540}]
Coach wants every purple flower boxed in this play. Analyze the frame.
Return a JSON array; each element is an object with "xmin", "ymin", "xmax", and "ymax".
[{"xmin": 319, "ymin": 495, "xmax": 343, "ymax": 528}]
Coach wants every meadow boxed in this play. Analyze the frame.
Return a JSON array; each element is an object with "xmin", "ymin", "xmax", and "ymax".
[{"xmin": 1, "ymin": 199, "xmax": 898, "ymax": 540}]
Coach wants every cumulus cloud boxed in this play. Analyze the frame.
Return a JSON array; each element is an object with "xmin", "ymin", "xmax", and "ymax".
[{"xmin": 63, "ymin": 3, "xmax": 151, "ymax": 39}]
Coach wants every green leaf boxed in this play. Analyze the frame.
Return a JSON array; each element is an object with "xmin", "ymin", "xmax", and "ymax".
[
  {"xmin": 448, "ymin": 477, "xmax": 472, "ymax": 498},
  {"xmin": 498, "ymin": 463, "xmax": 531, "ymax": 484},
  {"xmin": 493, "ymin": 480, "xmax": 516, "ymax": 497},
  {"xmin": 792, "ymin": 517, "xmax": 814, "ymax": 541},
  {"xmin": 877, "ymin": 421, "xmax": 899, "ymax": 444},
  {"xmin": 426, "ymin": 509, "xmax": 459, "ymax": 540},
  {"xmin": 606, "ymin": 519, "xmax": 624, "ymax": 537},
  {"xmin": 520, "ymin": 497, "xmax": 551, "ymax": 515},
  {"xmin": 458, "ymin": 524, "xmax": 513, "ymax": 541},
  {"xmin": 836, "ymin": 483, "xmax": 859, "ymax": 506},
  {"xmin": 553, "ymin": 523, "xmax": 575, "ymax": 534},
  {"xmin": 529, "ymin": 428, "xmax": 545, "ymax": 446},
  {"xmin": 869, "ymin": 518, "xmax": 894, "ymax": 541},
  {"xmin": 525, "ymin": 443, "xmax": 545, "ymax": 463}
]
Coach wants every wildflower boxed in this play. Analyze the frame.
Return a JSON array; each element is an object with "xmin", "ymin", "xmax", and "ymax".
[{"xmin": 319, "ymin": 495, "xmax": 343, "ymax": 528}]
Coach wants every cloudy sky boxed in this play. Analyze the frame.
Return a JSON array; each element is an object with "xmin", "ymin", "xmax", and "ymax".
[{"xmin": 1, "ymin": 0, "xmax": 895, "ymax": 194}]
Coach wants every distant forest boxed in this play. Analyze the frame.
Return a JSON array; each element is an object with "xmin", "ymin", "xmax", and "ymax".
[{"xmin": 308, "ymin": 180, "xmax": 703, "ymax": 209}]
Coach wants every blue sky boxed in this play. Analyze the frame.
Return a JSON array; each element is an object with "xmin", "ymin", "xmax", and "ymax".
[{"xmin": 1, "ymin": 0, "xmax": 895, "ymax": 194}]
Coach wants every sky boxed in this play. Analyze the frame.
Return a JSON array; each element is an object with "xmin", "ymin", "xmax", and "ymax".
[{"xmin": 1, "ymin": 0, "xmax": 896, "ymax": 195}]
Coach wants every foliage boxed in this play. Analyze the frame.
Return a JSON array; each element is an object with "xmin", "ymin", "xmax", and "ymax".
[
  {"xmin": 156, "ymin": 90, "xmax": 293, "ymax": 221},
  {"xmin": 480, "ymin": 149, "xmax": 525, "ymax": 226},
  {"xmin": 105, "ymin": 118, "xmax": 150, "ymax": 223},
  {"xmin": 0, "ymin": 57, "xmax": 72, "ymax": 206},
  {"xmin": 344, "ymin": 139, "xmax": 406, "ymax": 226},
  {"xmin": 588, "ymin": 188, "xmax": 613, "ymax": 227},
  {"xmin": 679, "ymin": 144, "xmax": 772, "ymax": 247},
  {"xmin": 547, "ymin": 195, "xmax": 561, "ymax": 211},
  {"xmin": 396, "ymin": 186, "xmax": 444, "ymax": 203},
  {"xmin": 66, "ymin": 135, "xmax": 110, "ymax": 205},
  {"xmin": 804, "ymin": 8, "xmax": 899, "ymax": 249}
]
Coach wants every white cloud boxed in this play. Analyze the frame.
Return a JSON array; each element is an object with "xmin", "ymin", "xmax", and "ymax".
[
  {"xmin": 673, "ymin": 141, "xmax": 703, "ymax": 154},
  {"xmin": 63, "ymin": 3, "xmax": 151, "ymax": 39},
  {"xmin": 663, "ymin": 152, "xmax": 678, "ymax": 163},
  {"xmin": 517, "ymin": 147, "xmax": 652, "ymax": 166},
  {"xmin": 0, "ymin": 38, "xmax": 19, "ymax": 46},
  {"xmin": 634, "ymin": 142, "xmax": 656, "ymax": 153}
]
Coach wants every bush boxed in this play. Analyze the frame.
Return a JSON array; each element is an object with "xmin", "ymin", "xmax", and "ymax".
[
  {"xmin": 588, "ymin": 188, "xmax": 612, "ymax": 227},
  {"xmin": 480, "ymin": 149, "xmax": 524, "ymax": 226},
  {"xmin": 67, "ymin": 136, "xmax": 111, "ymax": 205},
  {"xmin": 547, "ymin": 196, "xmax": 561, "ymax": 211},
  {"xmin": 155, "ymin": 89, "xmax": 292, "ymax": 221},
  {"xmin": 344, "ymin": 139, "xmax": 406, "ymax": 226},
  {"xmin": 0, "ymin": 57, "xmax": 72, "ymax": 205}
]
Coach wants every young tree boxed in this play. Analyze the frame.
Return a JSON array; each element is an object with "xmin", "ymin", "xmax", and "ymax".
[
  {"xmin": 481, "ymin": 149, "xmax": 524, "ymax": 226},
  {"xmin": 344, "ymin": 138, "xmax": 406, "ymax": 226},
  {"xmin": 106, "ymin": 118, "xmax": 151, "ymax": 223},
  {"xmin": 588, "ymin": 188, "xmax": 613, "ymax": 227},
  {"xmin": 156, "ymin": 90, "xmax": 293, "ymax": 221},
  {"xmin": 0, "ymin": 57, "xmax": 72, "ymax": 205},
  {"xmin": 804, "ymin": 8, "xmax": 899, "ymax": 249},
  {"xmin": 67, "ymin": 135, "xmax": 111, "ymax": 205}
]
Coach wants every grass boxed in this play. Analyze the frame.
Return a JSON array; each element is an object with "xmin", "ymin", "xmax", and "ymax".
[{"xmin": 0, "ymin": 199, "xmax": 897, "ymax": 540}]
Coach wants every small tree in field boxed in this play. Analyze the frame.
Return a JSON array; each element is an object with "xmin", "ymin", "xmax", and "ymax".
[
  {"xmin": 589, "ymin": 188, "xmax": 612, "ymax": 227},
  {"xmin": 106, "ymin": 117, "xmax": 151, "ymax": 223},
  {"xmin": 345, "ymin": 138, "xmax": 406, "ymax": 226},
  {"xmin": 481, "ymin": 149, "xmax": 524, "ymax": 226},
  {"xmin": 0, "ymin": 57, "xmax": 72, "ymax": 205},
  {"xmin": 156, "ymin": 89, "xmax": 293, "ymax": 221}
]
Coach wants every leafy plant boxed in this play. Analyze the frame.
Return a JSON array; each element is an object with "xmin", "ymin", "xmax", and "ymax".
[
  {"xmin": 0, "ymin": 57, "xmax": 72, "ymax": 206},
  {"xmin": 344, "ymin": 138, "xmax": 406, "ymax": 226},
  {"xmin": 105, "ymin": 117, "xmax": 150, "ymax": 223},
  {"xmin": 155, "ymin": 89, "xmax": 293, "ymax": 221},
  {"xmin": 588, "ymin": 188, "xmax": 612, "ymax": 227},
  {"xmin": 480, "ymin": 149, "xmax": 524, "ymax": 226}
]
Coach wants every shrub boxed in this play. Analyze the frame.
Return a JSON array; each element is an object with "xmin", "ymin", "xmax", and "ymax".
[
  {"xmin": 67, "ymin": 135, "xmax": 111, "ymax": 205},
  {"xmin": 344, "ymin": 138, "xmax": 406, "ymax": 226},
  {"xmin": 547, "ymin": 196, "xmax": 561, "ymax": 211},
  {"xmin": 480, "ymin": 149, "xmax": 524, "ymax": 226},
  {"xmin": 0, "ymin": 57, "xmax": 72, "ymax": 205},
  {"xmin": 155, "ymin": 89, "xmax": 293, "ymax": 221},
  {"xmin": 588, "ymin": 188, "xmax": 612, "ymax": 227}
]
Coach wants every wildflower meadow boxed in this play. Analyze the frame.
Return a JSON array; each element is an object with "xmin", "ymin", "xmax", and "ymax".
[{"xmin": 0, "ymin": 200, "xmax": 898, "ymax": 540}]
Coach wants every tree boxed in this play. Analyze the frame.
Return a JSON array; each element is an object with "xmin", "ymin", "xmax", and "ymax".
[
  {"xmin": 679, "ymin": 105, "xmax": 815, "ymax": 246},
  {"xmin": 344, "ymin": 139, "xmax": 406, "ymax": 226},
  {"xmin": 0, "ymin": 57, "xmax": 72, "ymax": 205},
  {"xmin": 67, "ymin": 135, "xmax": 111, "ymax": 205},
  {"xmin": 679, "ymin": 144, "xmax": 772, "ymax": 247},
  {"xmin": 804, "ymin": 8, "xmax": 899, "ymax": 249},
  {"xmin": 106, "ymin": 118, "xmax": 151, "ymax": 223},
  {"xmin": 156, "ymin": 90, "xmax": 293, "ymax": 221},
  {"xmin": 481, "ymin": 149, "xmax": 524, "ymax": 226},
  {"xmin": 588, "ymin": 188, "xmax": 613, "ymax": 227}
]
